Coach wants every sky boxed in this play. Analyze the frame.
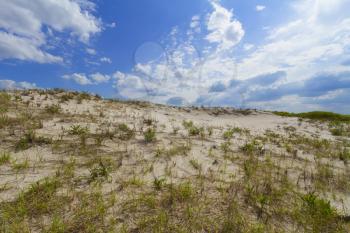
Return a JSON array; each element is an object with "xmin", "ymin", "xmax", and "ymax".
[{"xmin": 0, "ymin": 0, "xmax": 350, "ymax": 113}]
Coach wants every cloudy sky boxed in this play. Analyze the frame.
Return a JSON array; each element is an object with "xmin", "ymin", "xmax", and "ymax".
[{"xmin": 1, "ymin": 0, "xmax": 350, "ymax": 113}]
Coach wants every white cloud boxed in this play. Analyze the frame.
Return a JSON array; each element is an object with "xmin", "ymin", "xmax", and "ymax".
[
  {"xmin": 243, "ymin": 43, "xmax": 255, "ymax": 51},
  {"xmin": 90, "ymin": 73, "xmax": 110, "ymax": 83},
  {"xmin": 80, "ymin": 0, "xmax": 350, "ymax": 113},
  {"xmin": 107, "ymin": 22, "xmax": 117, "ymax": 28},
  {"xmin": 0, "ymin": 0, "xmax": 101, "ymax": 63},
  {"xmin": 237, "ymin": 0, "xmax": 350, "ymax": 81},
  {"xmin": 62, "ymin": 72, "xmax": 111, "ymax": 85},
  {"xmin": 0, "ymin": 79, "xmax": 37, "ymax": 90},
  {"xmin": 256, "ymin": 5, "xmax": 266, "ymax": 12},
  {"xmin": 206, "ymin": 1, "xmax": 244, "ymax": 49},
  {"xmin": 62, "ymin": 73, "xmax": 92, "ymax": 85},
  {"xmin": 100, "ymin": 57, "xmax": 112, "ymax": 63},
  {"xmin": 0, "ymin": 32, "xmax": 62, "ymax": 63},
  {"xmin": 86, "ymin": 48, "xmax": 97, "ymax": 55}
]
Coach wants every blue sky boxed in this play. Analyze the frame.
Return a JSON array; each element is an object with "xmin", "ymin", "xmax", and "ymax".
[{"xmin": 1, "ymin": 0, "xmax": 350, "ymax": 113}]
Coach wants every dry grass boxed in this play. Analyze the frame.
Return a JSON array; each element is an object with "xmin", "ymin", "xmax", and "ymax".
[{"xmin": 0, "ymin": 89, "xmax": 349, "ymax": 232}]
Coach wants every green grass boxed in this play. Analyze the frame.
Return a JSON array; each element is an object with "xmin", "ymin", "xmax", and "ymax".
[
  {"xmin": 144, "ymin": 128, "xmax": 157, "ymax": 143},
  {"xmin": 15, "ymin": 130, "xmax": 52, "ymax": 151},
  {"xmin": 45, "ymin": 104, "xmax": 61, "ymax": 114},
  {"xmin": 274, "ymin": 111, "xmax": 350, "ymax": 122},
  {"xmin": 0, "ymin": 92, "xmax": 11, "ymax": 113},
  {"xmin": 69, "ymin": 125, "xmax": 90, "ymax": 135},
  {"xmin": 117, "ymin": 123, "xmax": 135, "ymax": 141},
  {"xmin": 0, "ymin": 152, "xmax": 11, "ymax": 166}
]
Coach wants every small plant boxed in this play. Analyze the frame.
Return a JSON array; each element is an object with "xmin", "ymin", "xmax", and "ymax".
[
  {"xmin": 182, "ymin": 120, "xmax": 194, "ymax": 129},
  {"xmin": 69, "ymin": 125, "xmax": 89, "ymax": 135},
  {"xmin": 0, "ymin": 114, "xmax": 10, "ymax": 129},
  {"xmin": 45, "ymin": 104, "xmax": 61, "ymax": 114},
  {"xmin": 173, "ymin": 182, "xmax": 193, "ymax": 202},
  {"xmin": 220, "ymin": 141, "xmax": 231, "ymax": 154},
  {"xmin": 299, "ymin": 193, "xmax": 341, "ymax": 232},
  {"xmin": 153, "ymin": 177, "xmax": 166, "ymax": 191},
  {"xmin": 241, "ymin": 141, "xmax": 264, "ymax": 156},
  {"xmin": 89, "ymin": 160, "xmax": 110, "ymax": 183},
  {"xmin": 0, "ymin": 92, "xmax": 11, "ymax": 113},
  {"xmin": 117, "ymin": 123, "xmax": 135, "ymax": 141},
  {"xmin": 15, "ymin": 130, "xmax": 52, "ymax": 151},
  {"xmin": 143, "ymin": 118, "xmax": 154, "ymax": 126},
  {"xmin": 189, "ymin": 159, "xmax": 201, "ymax": 170},
  {"xmin": 223, "ymin": 129, "xmax": 235, "ymax": 140},
  {"xmin": 207, "ymin": 127, "xmax": 213, "ymax": 136},
  {"xmin": 12, "ymin": 159, "xmax": 30, "ymax": 171},
  {"xmin": 144, "ymin": 128, "xmax": 156, "ymax": 143},
  {"xmin": 60, "ymin": 93, "xmax": 74, "ymax": 102},
  {"xmin": 77, "ymin": 92, "xmax": 91, "ymax": 104},
  {"xmin": 0, "ymin": 152, "xmax": 11, "ymax": 166},
  {"xmin": 339, "ymin": 149, "xmax": 350, "ymax": 164},
  {"xmin": 15, "ymin": 130, "xmax": 51, "ymax": 151},
  {"xmin": 125, "ymin": 176, "xmax": 145, "ymax": 187}
]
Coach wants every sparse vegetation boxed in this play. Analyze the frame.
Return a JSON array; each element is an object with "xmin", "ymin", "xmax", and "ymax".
[
  {"xmin": 0, "ymin": 92, "xmax": 11, "ymax": 113},
  {"xmin": 275, "ymin": 111, "xmax": 350, "ymax": 122},
  {"xmin": 45, "ymin": 104, "xmax": 61, "ymax": 114},
  {"xmin": 0, "ymin": 152, "xmax": 11, "ymax": 166},
  {"xmin": 15, "ymin": 130, "xmax": 52, "ymax": 151},
  {"xmin": 144, "ymin": 128, "xmax": 156, "ymax": 143},
  {"xmin": 117, "ymin": 123, "xmax": 135, "ymax": 140},
  {"xmin": 0, "ymin": 90, "xmax": 349, "ymax": 232}
]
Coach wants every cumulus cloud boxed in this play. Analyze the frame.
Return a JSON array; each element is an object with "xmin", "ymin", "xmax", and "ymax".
[
  {"xmin": 86, "ymin": 48, "xmax": 97, "ymax": 55},
  {"xmin": 63, "ymin": 72, "xmax": 111, "ymax": 85},
  {"xmin": 0, "ymin": 79, "xmax": 37, "ymax": 90},
  {"xmin": 256, "ymin": 5, "xmax": 266, "ymax": 12},
  {"xmin": 100, "ymin": 57, "xmax": 112, "ymax": 63},
  {"xmin": 108, "ymin": 0, "xmax": 350, "ymax": 113},
  {"xmin": 90, "ymin": 73, "xmax": 110, "ymax": 83},
  {"xmin": 107, "ymin": 22, "xmax": 117, "ymax": 28},
  {"xmin": 62, "ymin": 73, "xmax": 93, "ymax": 85},
  {"xmin": 206, "ymin": 1, "xmax": 244, "ymax": 49},
  {"xmin": 0, "ymin": 0, "xmax": 101, "ymax": 63},
  {"xmin": 243, "ymin": 43, "xmax": 254, "ymax": 51}
]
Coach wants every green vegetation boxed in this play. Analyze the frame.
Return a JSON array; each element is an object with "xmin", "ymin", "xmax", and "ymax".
[
  {"xmin": 274, "ymin": 111, "xmax": 350, "ymax": 122},
  {"xmin": 0, "ymin": 152, "xmax": 11, "ymax": 166},
  {"xmin": 1, "ymin": 90, "xmax": 350, "ymax": 232},
  {"xmin": 69, "ymin": 125, "xmax": 90, "ymax": 135},
  {"xmin": 144, "ymin": 128, "xmax": 156, "ymax": 143},
  {"xmin": 0, "ymin": 92, "xmax": 11, "ymax": 113},
  {"xmin": 15, "ymin": 130, "xmax": 52, "ymax": 151},
  {"xmin": 45, "ymin": 104, "xmax": 61, "ymax": 114},
  {"xmin": 117, "ymin": 123, "xmax": 135, "ymax": 141}
]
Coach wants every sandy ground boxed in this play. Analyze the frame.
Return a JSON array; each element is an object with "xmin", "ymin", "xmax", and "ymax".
[{"xmin": 0, "ymin": 90, "xmax": 349, "ymax": 232}]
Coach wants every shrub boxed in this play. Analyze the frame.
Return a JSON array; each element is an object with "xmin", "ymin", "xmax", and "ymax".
[
  {"xmin": 15, "ymin": 130, "xmax": 52, "ymax": 151},
  {"xmin": 89, "ymin": 160, "xmax": 110, "ymax": 183},
  {"xmin": 275, "ymin": 111, "xmax": 350, "ymax": 122},
  {"xmin": 69, "ymin": 125, "xmax": 89, "ymax": 135},
  {"xmin": 45, "ymin": 104, "xmax": 61, "ymax": 114},
  {"xmin": 153, "ymin": 178, "xmax": 166, "ymax": 191},
  {"xmin": 299, "ymin": 193, "xmax": 341, "ymax": 232},
  {"xmin": 0, "ymin": 114, "xmax": 10, "ymax": 129},
  {"xmin": 0, "ymin": 92, "xmax": 11, "ymax": 113},
  {"xmin": 0, "ymin": 152, "xmax": 11, "ymax": 166},
  {"xmin": 144, "ymin": 128, "xmax": 156, "ymax": 143},
  {"xmin": 117, "ymin": 123, "xmax": 135, "ymax": 141}
]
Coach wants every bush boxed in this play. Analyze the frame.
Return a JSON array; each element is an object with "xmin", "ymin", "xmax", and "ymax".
[
  {"xmin": 15, "ymin": 130, "xmax": 52, "ymax": 151},
  {"xmin": 144, "ymin": 128, "xmax": 156, "ymax": 143},
  {"xmin": 69, "ymin": 125, "xmax": 89, "ymax": 135},
  {"xmin": 275, "ymin": 111, "xmax": 350, "ymax": 122},
  {"xmin": 45, "ymin": 104, "xmax": 61, "ymax": 114},
  {"xmin": 0, "ymin": 92, "xmax": 11, "ymax": 113},
  {"xmin": 117, "ymin": 123, "xmax": 135, "ymax": 141}
]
